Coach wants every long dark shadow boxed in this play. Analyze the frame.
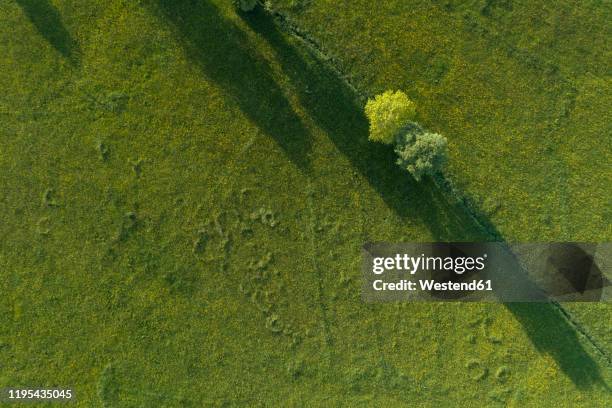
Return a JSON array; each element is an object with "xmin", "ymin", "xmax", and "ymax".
[
  {"xmin": 243, "ymin": 8, "xmax": 486, "ymax": 240},
  {"xmin": 506, "ymin": 302, "xmax": 607, "ymax": 389},
  {"xmin": 244, "ymin": 9, "xmax": 608, "ymax": 389},
  {"xmin": 150, "ymin": 0, "xmax": 311, "ymax": 172},
  {"xmin": 16, "ymin": 0, "xmax": 79, "ymax": 62}
]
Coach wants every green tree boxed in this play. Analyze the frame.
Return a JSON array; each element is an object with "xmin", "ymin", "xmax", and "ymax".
[
  {"xmin": 394, "ymin": 124, "xmax": 448, "ymax": 181},
  {"xmin": 364, "ymin": 90, "xmax": 416, "ymax": 144}
]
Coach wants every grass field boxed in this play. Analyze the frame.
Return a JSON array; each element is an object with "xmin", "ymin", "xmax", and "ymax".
[{"xmin": 0, "ymin": 0, "xmax": 610, "ymax": 406}]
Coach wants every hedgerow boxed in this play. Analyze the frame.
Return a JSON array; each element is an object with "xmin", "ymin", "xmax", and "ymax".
[{"xmin": 365, "ymin": 92, "xmax": 448, "ymax": 181}]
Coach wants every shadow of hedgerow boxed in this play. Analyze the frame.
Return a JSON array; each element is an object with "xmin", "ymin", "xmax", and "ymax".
[
  {"xmin": 16, "ymin": 0, "xmax": 80, "ymax": 63},
  {"xmin": 242, "ymin": 7, "xmax": 608, "ymax": 390},
  {"xmin": 243, "ymin": 7, "xmax": 488, "ymax": 241},
  {"xmin": 149, "ymin": 0, "xmax": 312, "ymax": 172}
]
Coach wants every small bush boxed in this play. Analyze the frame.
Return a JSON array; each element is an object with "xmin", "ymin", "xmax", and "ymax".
[
  {"xmin": 235, "ymin": 0, "xmax": 258, "ymax": 12},
  {"xmin": 394, "ymin": 125, "xmax": 448, "ymax": 181},
  {"xmin": 365, "ymin": 90, "xmax": 416, "ymax": 144}
]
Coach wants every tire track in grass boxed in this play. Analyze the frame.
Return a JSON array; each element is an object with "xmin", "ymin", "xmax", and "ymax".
[{"xmin": 306, "ymin": 181, "xmax": 333, "ymax": 352}]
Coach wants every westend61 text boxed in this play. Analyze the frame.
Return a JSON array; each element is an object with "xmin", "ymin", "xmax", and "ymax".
[{"xmin": 372, "ymin": 279, "xmax": 493, "ymax": 292}]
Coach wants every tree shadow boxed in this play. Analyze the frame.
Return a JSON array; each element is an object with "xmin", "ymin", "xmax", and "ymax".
[
  {"xmin": 244, "ymin": 9, "xmax": 608, "ymax": 389},
  {"xmin": 16, "ymin": 0, "xmax": 80, "ymax": 63},
  {"xmin": 149, "ymin": 0, "xmax": 312, "ymax": 172},
  {"xmin": 243, "ymin": 8, "xmax": 486, "ymax": 241},
  {"xmin": 506, "ymin": 302, "xmax": 608, "ymax": 389}
]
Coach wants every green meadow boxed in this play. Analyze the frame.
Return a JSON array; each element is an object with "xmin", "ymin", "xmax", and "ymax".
[{"xmin": 0, "ymin": 0, "xmax": 610, "ymax": 406}]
